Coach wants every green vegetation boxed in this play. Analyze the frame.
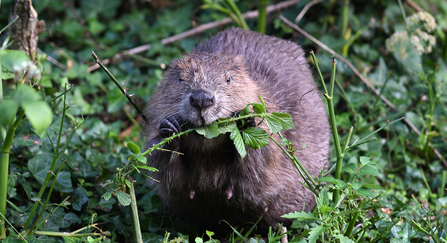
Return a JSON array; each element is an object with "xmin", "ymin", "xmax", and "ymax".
[{"xmin": 1, "ymin": 0, "xmax": 446, "ymax": 242}]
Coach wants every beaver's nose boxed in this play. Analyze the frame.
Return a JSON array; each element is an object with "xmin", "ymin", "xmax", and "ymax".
[{"xmin": 190, "ymin": 89, "xmax": 215, "ymax": 109}]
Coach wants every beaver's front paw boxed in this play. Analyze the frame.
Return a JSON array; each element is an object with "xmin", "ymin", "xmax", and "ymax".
[
  {"xmin": 232, "ymin": 111, "xmax": 256, "ymax": 130},
  {"xmin": 159, "ymin": 115, "xmax": 182, "ymax": 147}
]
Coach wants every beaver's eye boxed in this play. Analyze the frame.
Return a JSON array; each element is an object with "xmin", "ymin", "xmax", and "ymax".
[
  {"xmin": 226, "ymin": 77, "xmax": 231, "ymax": 83},
  {"xmin": 178, "ymin": 78, "xmax": 184, "ymax": 83}
]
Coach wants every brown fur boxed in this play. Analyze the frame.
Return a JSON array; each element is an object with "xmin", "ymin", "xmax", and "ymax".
[{"xmin": 144, "ymin": 27, "xmax": 330, "ymax": 234}]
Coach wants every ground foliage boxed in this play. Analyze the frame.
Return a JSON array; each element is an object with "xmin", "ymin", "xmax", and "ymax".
[{"xmin": 0, "ymin": 0, "xmax": 447, "ymax": 242}]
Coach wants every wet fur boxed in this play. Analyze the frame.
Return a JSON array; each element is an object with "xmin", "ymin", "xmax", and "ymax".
[{"xmin": 144, "ymin": 27, "xmax": 330, "ymax": 234}]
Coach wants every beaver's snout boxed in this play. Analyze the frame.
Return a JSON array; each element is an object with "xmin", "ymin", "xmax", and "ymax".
[{"xmin": 190, "ymin": 89, "xmax": 215, "ymax": 109}]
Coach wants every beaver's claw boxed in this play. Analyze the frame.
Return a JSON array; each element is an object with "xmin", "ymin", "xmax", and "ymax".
[
  {"xmin": 233, "ymin": 111, "xmax": 256, "ymax": 130},
  {"xmin": 159, "ymin": 115, "xmax": 182, "ymax": 138}
]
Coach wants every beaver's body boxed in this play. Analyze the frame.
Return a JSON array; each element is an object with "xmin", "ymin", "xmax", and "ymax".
[{"xmin": 145, "ymin": 27, "xmax": 329, "ymax": 234}]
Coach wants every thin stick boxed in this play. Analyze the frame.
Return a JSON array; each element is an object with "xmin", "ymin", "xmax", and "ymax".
[
  {"xmin": 279, "ymin": 15, "xmax": 447, "ymax": 167},
  {"xmin": 92, "ymin": 51, "xmax": 148, "ymax": 124},
  {"xmin": 87, "ymin": 0, "xmax": 302, "ymax": 73}
]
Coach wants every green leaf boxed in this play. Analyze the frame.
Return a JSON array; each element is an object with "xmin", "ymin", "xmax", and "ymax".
[
  {"xmin": 359, "ymin": 156, "xmax": 372, "ymax": 166},
  {"xmin": 355, "ymin": 188, "xmax": 375, "ymax": 197},
  {"xmin": 99, "ymin": 197, "xmax": 116, "ymax": 210},
  {"xmin": 230, "ymin": 129, "xmax": 246, "ymax": 158},
  {"xmin": 102, "ymin": 189, "xmax": 113, "ymax": 201},
  {"xmin": 0, "ymin": 99, "xmax": 18, "ymax": 126},
  {"xmin": 135, "ymin": 154, "xmax": 147, "ymax": 164},
  {"xmin": 318, "ymin": 176, "xmax": 348, "ymax": 189},
  {"xmin": 115, "ymin": 190, "xmax": 132, "ymax": 206},
  {"xmin": 137, "ymin": 165, "xmax": 158, "ymax": 172},
  {"xmin": 0, "ymin": 49, "xmax": 31, "ymax": 71},
  {"xmin": 438, "ymin": 197, "xmax": 447, "ymax": 206},
  {"xmin": 196, "ymin": 122, "xmax": 219, "ymax": 139},
  {"xmin": 265, "ymin": 115, "xmax": 282, "ymax": 133},
  {"xmin": 22, "ymin": 100, "xmax": 52, "ymax": 136},
  {"xmin": 72, "ymin": 187, "xmax": 89, "ymax": 211},
  {"xmin": 14, "ymin": 85, "xmax": 40, "ymax": 103},
  {"xmin": 282, "ymin": 211, "xmax": 317, "ymax": 220},
  {"xmin": 342, "ymin": 163, "xmax": 357, "ymax": 173},
  {"xmin": 54, "ymin": 171, "xmax": 73, "ymax": 193},
  {"xmin": 362, "ymin": 183, "xmax": 383, "ymax": 189},
  {"xmin": 271, "ymin": 112, "xmax": 295, "ymax": 130},
  {"xmin": 316, "ymin": 187, "xmax": 330, "ymax": 208},
  {"xmin": 252, "ymin": 103, "xmax": 266, "ymax": 114},
  {"xmin": 334, "ymin": 234, "xmax": 355, "ymax": 243},
  {"xmin": 242, "ymin": 127, "xmax": 269, "ymax": 149},
  {"xmin": 127, "ymin": 142, "xmax": 140, "ymax": 154},
  {"xmin": 352, "ymin": 181, "xmax": 362, "ymax": 190},
  {"xmin": 308, "ymin": 225, "xmax": 325, "ymax": 243},
  {"xmin": 358, "ymin": 165, "xmax": 380, "ymax": 176},
  {"xmin": 61, "ymin": 213, "xmax": 81, "ymax": 229},
  {"xmin": 320, "ymin": 205, "xmax": 332, "ymax": 214}
]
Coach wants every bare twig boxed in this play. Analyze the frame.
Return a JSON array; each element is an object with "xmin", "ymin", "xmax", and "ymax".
[
  {"xmin": 91, "ymin": 51, "xmax": 148, "ymax": 124},
  {"xmin": 280, "ymin": 15, "xmax": 447, "ymax": 166},
  {"xmin": 87, "ymin": 0, "xmax": 302, "ymax": 73},
  {"xmin": 295, "ymin": 0, "xmax": 323, "ymax": 23}
]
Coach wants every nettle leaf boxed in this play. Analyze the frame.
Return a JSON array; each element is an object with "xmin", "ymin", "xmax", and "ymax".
[
  {"xmin": 282, "ymin": 211, "xmax": 317, "ymax": 220},
  {"xmin": 342, "ymin": 163, "xmax": 357, "ymax": 174},
  {"xmin": 242, "ymin": 127, "xmax": 269, "ymax": 149},
  {"xmin": 196, "ymin": 122, "xmax": 219, "ymax": 139},
  {"xmin": 127, "ymin": 142, "xmax": 140, "ymax": 154},
  {"xmin": 22, "ymin": 100, "xmax": 52, "ymax": 136},
  {"xmin": 0, "ymin": 99, "xmax": 18, "ymax": 126},
  {"xmin": 230, "ymin": 129, "xmax": 246, "ymax": 158},
  {"xmin": 115, "ymin": 190, "xmax": 132, "ymax": 206},
  {"xmin": 358, "ymin": 165, "xmax": 380, "ymax": 176}
]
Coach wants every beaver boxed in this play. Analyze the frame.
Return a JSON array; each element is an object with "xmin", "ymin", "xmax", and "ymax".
[{"xmin": 144, "ymin": 27, "xmax": 329, "ymax": 235}]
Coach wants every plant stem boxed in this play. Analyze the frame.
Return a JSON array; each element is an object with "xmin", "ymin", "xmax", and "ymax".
[
  {"xmin": 257, "ymin": 0, "xmax": 268, "ymax": 34},
  {"xmin": 340, "ymin": 0, "xmax": 349, "ymax": 39},
  {"xmin": 129, "ymin": 181, "xmax": 143, "ymax": 243},
  {"xmin": 0, "ymin": 110, "xmax": 25, "ymax": 237},
  {"xmin": 328, "ymin": 58, "xmax": 343, "ymax": 203},
  {"xmin": 225, "ymin": 0, "xmax": 249, "ymax": 29}
]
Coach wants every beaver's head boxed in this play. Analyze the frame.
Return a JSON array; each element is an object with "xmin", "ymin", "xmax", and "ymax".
[{"xmin": 163, "ymin": 53, "xmax": 259, "ymax": 127}]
